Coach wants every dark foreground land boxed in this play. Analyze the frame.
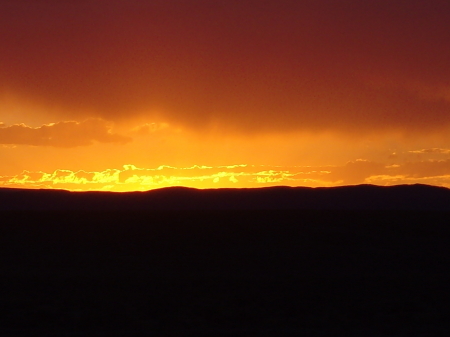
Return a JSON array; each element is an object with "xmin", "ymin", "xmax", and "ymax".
[
  {"xmin": 2, "ymin": 209, "xmax": 450, "ymax": 336},
  {"xmin": 1, "ymin": 185, "xmax": 450, "ymax": 336}
]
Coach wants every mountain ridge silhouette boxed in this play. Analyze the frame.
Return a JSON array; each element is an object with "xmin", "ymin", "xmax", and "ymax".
[{"xmin": 1, "ymin": 183, "xmax": 449, "ymax": 211}]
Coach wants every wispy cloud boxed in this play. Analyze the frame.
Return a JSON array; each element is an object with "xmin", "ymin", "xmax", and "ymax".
[
  {"xmin": 408, "ymin": 148, "xmax": 450, "ymax": 154},
  {"xmin": 0, "ymin": 119, "xmax": 131, "ymax": 147},
  {"xmin": 130, "ymin": 123, "xmax": 170, "ymax": 136}
]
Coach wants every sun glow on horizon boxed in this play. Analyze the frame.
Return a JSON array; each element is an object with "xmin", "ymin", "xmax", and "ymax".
[
  {"xmin": 0, "ymin": 164, "xmax": 338, "ymax": 192},
  {"xmin": 2, "ymin": 161, "xmax": 450, "ymax": 192},
  {"xmin": 2, "ymin": 1, "xmax": 450, "ymax": 190}
]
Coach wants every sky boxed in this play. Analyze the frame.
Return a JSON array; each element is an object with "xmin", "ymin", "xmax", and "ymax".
[{"xmin": 1, "ymin": 0, "xmax": 450, "ymax": 191}]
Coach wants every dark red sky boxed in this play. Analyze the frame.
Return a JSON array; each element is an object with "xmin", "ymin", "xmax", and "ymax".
[
  {"xmin": 2, "ymin": 1, "xmax": 450, "ymax": 191},
  {"xmin": 1, "ymin": 0, "xmax": 450, "ymax": 135}
]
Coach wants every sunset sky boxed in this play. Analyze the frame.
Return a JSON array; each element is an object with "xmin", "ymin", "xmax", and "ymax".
[{"xmin": 1, "ymin": 0, "xmax": 450, "ymax": 191}]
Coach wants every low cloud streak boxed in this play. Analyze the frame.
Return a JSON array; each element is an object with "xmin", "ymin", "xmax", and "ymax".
[{"xmin": 0, "ymin": 119, "xmax": 131, "ymax": 147}]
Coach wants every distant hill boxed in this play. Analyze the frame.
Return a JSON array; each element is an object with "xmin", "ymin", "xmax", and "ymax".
[{"xmin": 1, "ymin": 184, "xmax": 449, "ymax": 211}]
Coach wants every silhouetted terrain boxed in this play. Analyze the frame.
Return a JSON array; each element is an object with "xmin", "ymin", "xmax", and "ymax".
[
  {"xmin": 1, "ymin": 183, "xmax": 450, "ymax": 211},
  {"xmin": 1, "ymin": 185, "xmax": 450, "ymax": 336}
]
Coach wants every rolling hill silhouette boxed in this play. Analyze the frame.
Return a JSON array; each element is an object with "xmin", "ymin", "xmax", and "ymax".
[
  {"xmin": 1, "ymin": 183, "xmax": 450, "ymax": 210},
  {"xmin": 1, "ymin": 184, "xmax": 450, "ymax": 336}
]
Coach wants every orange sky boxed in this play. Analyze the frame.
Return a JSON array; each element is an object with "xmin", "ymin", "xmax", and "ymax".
[{"xmin": 1, "ymin": 0, "xmax": 450, "ymax": 191}]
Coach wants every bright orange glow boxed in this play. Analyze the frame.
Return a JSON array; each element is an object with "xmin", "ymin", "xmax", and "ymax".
[
  {"xmin": 2, "ymin": 161, "xmax": 450, "ymax": 192},
  {"xmin": 1, "ymin": 1, "xmax": 450, "ymax": 190}
]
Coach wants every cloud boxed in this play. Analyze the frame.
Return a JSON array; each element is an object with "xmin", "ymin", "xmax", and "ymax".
[
  {"xmin": 1, "ymin": 1, "xmax": 450, "ymax": 135},
  {"xmin": 2, "ymin": 159, "xmax": 450, "ymax": 191},
  {"xmin": 130, "ymin": 123, "xmax": 170, "ymax": 136},
  {"xmin": 0, "ymin": 119, "xmax": 131, "ymax": 147},
  {"xmin": 327, "ymin": 160, "xmax": 386, "ymax": 185},
  {"xmin": 408, "ymin": 148, "xmax": 450, "ymax": 154},
  {"xmin": 397, "ymin": 160, "xmax": 450, "ymax": 178},
  {"xmin": 0, "ymin": 164, "xmax": 338, "ymax": 191}
]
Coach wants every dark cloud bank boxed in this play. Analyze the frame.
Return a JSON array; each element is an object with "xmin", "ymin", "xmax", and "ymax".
[{"xmin": 1, "ymin": 0, "xmax": 450, "ymax": 134}]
